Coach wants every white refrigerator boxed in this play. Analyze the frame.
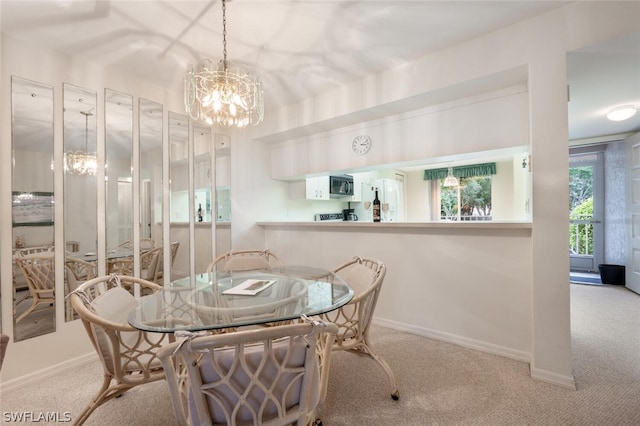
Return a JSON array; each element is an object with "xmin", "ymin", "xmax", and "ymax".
[{"xmin": 358, "ymin": 179, "xmax": 405, "ymax": 222}]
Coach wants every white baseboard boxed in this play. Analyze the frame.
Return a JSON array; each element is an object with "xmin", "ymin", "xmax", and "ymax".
[
  {"xmin": 373, "ymin": 317, "xmax": 531, "ymax": 363},
  {"xmin": 530, "ymin": 366, "xmax": 576, "ymax": 389},
  {"xmin": 0, "ymin": 352, "xmax": 97, "ymax": 393},
  {"xmin": 373, "ymin": 317, "xmax": 576, "ymax": 388},
  {"xmin": 1, "ymin": 319, "xmax": 576, "ymax": 392}
]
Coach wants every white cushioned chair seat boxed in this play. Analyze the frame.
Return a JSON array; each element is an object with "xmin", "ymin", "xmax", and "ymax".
[{"xmin": 90, "ymin": 286, "xmax": 162, "ymax": 375}]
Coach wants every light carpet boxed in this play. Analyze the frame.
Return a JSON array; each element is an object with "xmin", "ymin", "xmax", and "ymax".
[{"xmin": 1, "ymin": 284, "xmax": 638, "ymax": 425}]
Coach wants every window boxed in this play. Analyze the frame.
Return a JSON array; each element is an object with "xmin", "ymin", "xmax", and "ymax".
[
  {"xmin": 424, "ymin": 162, "xmax": 496, "ymax": 222},
  {"xmin": 440, "ymin": 176, "xmax": 492, "ymax": 221}
]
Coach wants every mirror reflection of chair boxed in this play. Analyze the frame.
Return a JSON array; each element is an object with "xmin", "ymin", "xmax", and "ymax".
[
  {"xmin": 318, "ymin": 256, "xmax": 400, "ymax": 400},
  {"xmin": 140, "ymin": 238, "xmax": 157, "ymax": 250},
  {"xmin": 158, "ymin": 320, "xmax": 338, "ymax": 426},
  {"xmin": 116, "ymin": 240, "xmax": 133, "ymax": 249},
  {"xmin": 157, "ymin": 241, "xmax": 181, "ymax": 284},
  {"xmin": 117, "ymin": 238, "xmax": 157, "ymax": 250},
  {"xmin": 107, "ymin": 256, "xmax": 133, "ymax": 275},
  {"xmin": 12, "ymin": 246, "xmax": 54, "ymax": 304},
  {"xmin": 206, "ymin": 248, "xmax": 282, "ymax": 273},
  {"xmin": 65, "ymin": 257, "xmax": 97, "ymax": 282},
  {"xmin": 64, "ymin": 257, "xmax": 97, "ymax": 321},
  {"xmin": 0, "ymin": 334, "xmax": 8, "ymax": 372},
  {"xmin": 169, "ymin": 241, "xmax": 180, "ymax": 267},
  {"xmin": 140, "ymin": 247, "xmax": 163, "ymax": 284},
  {"xmin": 14, "ymin": 254, "xmax": 56, "ymax": 323},
  {"xmin": 69, "ymin": 274, "xmax": 169, "ymax": 425}
]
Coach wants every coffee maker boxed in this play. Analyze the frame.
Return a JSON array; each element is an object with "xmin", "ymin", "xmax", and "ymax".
[{"xmin": 342, "ymin": 202, "xmax": 358, "ymax": 221}]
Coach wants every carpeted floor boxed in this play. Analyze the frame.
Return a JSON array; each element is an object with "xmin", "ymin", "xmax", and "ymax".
[{"xmin": 1, "ymin": 284, "xmax": 639, "ymax": 425}]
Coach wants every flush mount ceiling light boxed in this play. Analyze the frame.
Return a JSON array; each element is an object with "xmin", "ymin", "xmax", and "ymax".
[
  {"xmin": 606, "ymin": 105, "xmax": 637, "ymax": 122},
  {"xmin": 184, "ymin": 0, "xmax": 263, "ymax": 128},
  {"xmin": 64, "ymin": 111, "xmax": 96, "ymax": 176},
  {"xmin": 443, "ymin": 167, "xmax": 459, "ymax": 187}
]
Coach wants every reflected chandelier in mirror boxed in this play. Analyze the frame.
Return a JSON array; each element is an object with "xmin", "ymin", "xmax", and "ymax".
[{"xmin": 64, "ymin": 110, "xmax": 96, "ymax": 176}]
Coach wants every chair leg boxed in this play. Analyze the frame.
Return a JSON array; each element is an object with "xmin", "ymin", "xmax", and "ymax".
[
  {"xmin": 73, "ymin": 374, "xmax": 134, "ymax": 425},
  {"xmin": 15, "ymin": 299, "xmax": 39, "ymax": 323},
  {"xmin": 351, "ymin": 341, "xmax": 400, "ymax": 400},
  {"xmin": 15, "ymin": 298, "xmax": 54, "ymax": 323}
]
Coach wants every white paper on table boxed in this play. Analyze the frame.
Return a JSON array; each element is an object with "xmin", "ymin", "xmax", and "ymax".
[{"xmin": 222, "ymin": 279, "xmax": 276, "ymax": 296}]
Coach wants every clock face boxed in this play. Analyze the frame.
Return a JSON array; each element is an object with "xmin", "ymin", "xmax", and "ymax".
[{"xmin": 352, "ymin": 135, "xmax": 371, "ymax": 155}]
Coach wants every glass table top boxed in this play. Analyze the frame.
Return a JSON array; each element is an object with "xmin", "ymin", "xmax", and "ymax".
[{"xmin": 128, "ymin": 266, "xmax": 354, "ymax": 333}]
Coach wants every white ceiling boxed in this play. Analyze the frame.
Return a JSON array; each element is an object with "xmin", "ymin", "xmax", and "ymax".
[{"xmin": 2, "ymin": 0, "xmax": 639, "ymax": 142}]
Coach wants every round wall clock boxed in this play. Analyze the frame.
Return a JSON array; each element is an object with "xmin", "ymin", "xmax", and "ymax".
[{"xmin": 352, "ymin": 135, "xmax": 372, "ymax": 155}]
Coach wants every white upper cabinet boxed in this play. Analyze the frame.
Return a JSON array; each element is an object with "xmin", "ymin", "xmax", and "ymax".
[{"xmin": 305, "ymin": 176, "xmax": 330, "ymax": 200}]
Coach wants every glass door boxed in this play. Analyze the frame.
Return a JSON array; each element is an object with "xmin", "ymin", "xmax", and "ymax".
[{"xmin": 569, "ymin": 152, "xmax": 604, "ymax": 272}]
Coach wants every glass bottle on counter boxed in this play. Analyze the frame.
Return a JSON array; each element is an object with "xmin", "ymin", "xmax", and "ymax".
[
  {"xmin": 373, "ymin": 188, "xmax": 381, "ymax": 222},
  {"xmin": 197, "ymin": 203, "xmax": 203, "ymax": 222}
]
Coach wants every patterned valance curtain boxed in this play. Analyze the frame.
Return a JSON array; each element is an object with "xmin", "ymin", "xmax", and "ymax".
[{"xmin": 423, "ymin": 162, "xmax": 496, "ymax": 181}]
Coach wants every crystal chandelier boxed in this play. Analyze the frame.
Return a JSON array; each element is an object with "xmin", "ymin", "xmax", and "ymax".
[
  {"xmin": 64, "ymin": 111, "xmax": 96, "ymax": 176},
  {"xmin": 184, "ymin": 0, "xmax": 263, "ymax": 127}
]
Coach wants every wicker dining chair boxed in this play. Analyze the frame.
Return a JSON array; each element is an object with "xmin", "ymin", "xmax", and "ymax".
[
  {"xmin": 68, "ymin": 274, "xmax": 169, "ymax": 425},
  {"xmin": 318, "ymin": 256, "xmax": 399, "ymax": 400},
  {"xmin": 205, "ymin": 249, "xmax": 282, "ymax": 273},
  {"xmin": 14, "ymin": 254, "xmax": 56, "ymax": 323},
  {"xmin": 158, "ymin": 320, "xmax": 338, "ymax": 426}
]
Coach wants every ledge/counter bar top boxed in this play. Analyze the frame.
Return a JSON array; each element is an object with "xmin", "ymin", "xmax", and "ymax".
[{"xmin": 257, "ymin": 221, "xmax": 532, "ymax": 230}]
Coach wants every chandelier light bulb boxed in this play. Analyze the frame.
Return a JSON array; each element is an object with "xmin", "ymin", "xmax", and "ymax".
[{"xmin": 606, "ymin": 105, "xmax": 637, "ymax": 122}]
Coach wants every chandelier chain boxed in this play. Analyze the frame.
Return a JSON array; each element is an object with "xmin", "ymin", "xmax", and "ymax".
[
  {"xmin": 222, "ymin": 0, "xmax": 227, "ymax": 70},
  {"xmin": 83, "ymin": 111, "xmax": 89, "ymax": 151}
]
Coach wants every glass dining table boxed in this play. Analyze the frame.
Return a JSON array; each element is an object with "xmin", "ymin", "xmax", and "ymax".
[{"xmin": 128, "ymin": 265, "xmax": 354, "ymax": 333}]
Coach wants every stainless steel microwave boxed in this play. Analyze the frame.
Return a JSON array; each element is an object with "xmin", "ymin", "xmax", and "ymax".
[{"xmin": 329, "ymin": 175, "xmax": 354, "ymax": 197}]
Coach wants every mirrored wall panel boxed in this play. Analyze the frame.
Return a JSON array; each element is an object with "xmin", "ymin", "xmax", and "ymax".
[
  {"xmin": 11, "ymin": 76, "xmax": 56, "ymax": 341},
  {"xmin": 63, "ymin": 84, "xmax": 98, "ymax": 321},
  {"xmin": 105, "ymin": 89, "xmax": 133, "ymax": 275},
  {"xmin": 194, "ymin": 125, "xmax": 212, "ymax": 273},
  {"xmin": 169, "ymin": 112, "xmax": 190, "ymax": 280},
  {"xmin": 139, "ymin": 98, "xmax": 165, "ymax": 283}
]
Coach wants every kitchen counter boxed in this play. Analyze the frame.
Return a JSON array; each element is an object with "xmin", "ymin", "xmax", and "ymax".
[{"xmin": 257, "ymin": 221, "xmax": 531, "ymax": 230}]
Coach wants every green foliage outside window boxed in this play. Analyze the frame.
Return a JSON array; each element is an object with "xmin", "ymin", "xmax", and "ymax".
[
  {"xmin": 569, "ymin": 196, "xmax": 594, "ymax": 254},
  {"xmin": 569, "ymin": 166, "xmax": 593, "ymax": 210},
  {"xmin": 569, "ymin": 165, "xmax": 594, "ymax": 255},
  {"xmin": 440, "ymin": 176, "xmax": 492, "ymax": 220}
]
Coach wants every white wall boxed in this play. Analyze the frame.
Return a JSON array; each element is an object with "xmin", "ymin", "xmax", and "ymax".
[
  {"xmin": 405, "ymin": 170, "xmax": 431, "ymax": 222},
  {"xmin": 269, "ymin": 89, "xmax": 529, "ymax": 180},
  {"xmin": 232, "ymin": 2, "xmax": 640, "ymax": 386},
  {"xmin": 263, "ymin": 225, "xmax": 532, "ymax": 360}
]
